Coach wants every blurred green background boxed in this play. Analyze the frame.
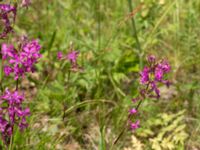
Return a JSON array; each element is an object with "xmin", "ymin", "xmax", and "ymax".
[{"xmin": 3, "ymin": 0, "xmax": 200, "ymax": 149}]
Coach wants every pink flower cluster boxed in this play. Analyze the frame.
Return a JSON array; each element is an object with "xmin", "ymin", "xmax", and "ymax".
[
  {"xmin": 129, "ymin": 55, "xmax": 171, "ymax": 130},
  {"xmin": 140, "ymin": 55, "xmax": 171, "ymax": 98},
  {"xmin": 0, "ymin": 4, "xmax": 16, "ymax": 39},
  {"xmin": 0, "ymin": 89, "xmax": 30, "ymax": 144},
  {"xmin": 57, "ymin": 50, "xmax": 80, "ymax": 71},
  {"xmin": 21, "ymin": 0, "xmax": 31, "ymax": 7},
  {"xmin": 0, "ymin": 1, "xmax": 35, "ymax": 146},
  {"xmin": 128, "ymin": 108, "xmax": 140, "ymax": 130},
  {"xmin": 0, "ymin": 1, "xmax": 32, "ymax": 39},
  {"xmin": 1, "ymin": 40, "xmax": 42, "ymax": 80}
]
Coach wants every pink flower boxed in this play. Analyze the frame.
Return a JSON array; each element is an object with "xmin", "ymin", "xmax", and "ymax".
[
  {"xmin": 140, "ymin": 67, "xmax": 149, "ymax": 84},
  {"xmin": 132, "ymin": 98, "xmax": 140, "ymax": 103},
  {"xmin": 155, "ymin": 67, "xmax": 163, "ymax": 81},
  {"xmin": 3, "ymin": 66, "xmax": 12, "ymax": 76},
  {"xmin": 21, "ymin": 0, "xmax": 31, "ymax": 7},
  {"xmin": 129, "ymin": 108, "xmax": 137, "ymax": 115},
  {"xmin": 1, "ymin": 39, "xmax": 42, "ymax": 80},
  {"xmin": 67, "ymin": 51, "xmax": 79, "ymax": 63},
  {"xmin": 147, "ymin": 55, "xmax": 156, "ymax": 63},
  {"xmin": 128, "ymin": 55, "xmax": 171, "ymax": 132},
  {"xmin": 0, "ymin": 89, "xmax": 30, "ymax": 145},
  {"xmin": 137, "ymin": 55, "xmax": 171, "ymax": 99},
  {"xmin": 1, "ymin": 43, "xmax": 15, "ymax": 60},
  {"xmin": 130, "ymin": 120, "xmax": 140, "ymax": 130},
  {"xmin": 57, "ymin": 51, "xmax": 63, "ymax": 60},
  {"xmin": 57, "ymin": 49, "xmax": 81, "ymax": 72},
  {"xmin": 0, "ymin": 4, "xmax": 16, "ymax": 39},
  {"xmin": 150, "ymin": 81, "xmax": 160, "ymax": 98},
  {"xmin": 160, "ymin": 61, "xmax": 171, "ymax": 73}
]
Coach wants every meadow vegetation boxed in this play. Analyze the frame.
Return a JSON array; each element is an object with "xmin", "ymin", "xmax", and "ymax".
[{"xmin": 0, "ymin": 0, "xmax": 200, "ymax": 149}]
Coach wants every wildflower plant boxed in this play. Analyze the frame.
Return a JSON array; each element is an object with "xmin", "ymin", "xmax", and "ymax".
[
  {"xmin": 0, "ymin": 1, "xmax": 31, "ymax": 39},
  {"xmin": 0, "ymin": 4, "xmax": 16, "ymax": 39},
  {"xmin": 56, "ymin": 43, "xmax": 83, "ymax": 121},
  {"xmin": 0, "ymin": 89, "xmax": 30, "ymax": 145},
  {"xmin": 2, "ymin": 39, "xmax": 42, "ymax": 80},
  {"xmin": 112, "ymin": 55, "xmax": 171, "ymax": 147},
  {"xmin": 21, "ymin": 0, "xmax": 31, "ymax": 7},
  {"xmin": 0, "ymin": 0, "xmax": 41, "ymax": 147},
  {"xmin": 57, "ymin": 43, "xmax": 82, "ymax": 72},
  {"xmin": 129, "ymin": 55, "xmax": 171, "ymax": 130}
]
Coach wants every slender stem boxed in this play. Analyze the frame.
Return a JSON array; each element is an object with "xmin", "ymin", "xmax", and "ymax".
[
  {"xmin": 110, "ymin": 82, "xmax": 150, "ymax": 149},
  {"xmin": 97, "ymin": 0, "xmax": 101, "ymax": 51},
  {"xmin": 67, "ymin": 69, "xmax": 71, "ymax": 83},
  {"xmin": 62, "ymin": 101, "xmax": 67, "ymax": 121},
  {"xmin": 16, "ymin": 79, "xmax": 19, "ymax": 91},
  {"xmin": 0, "ymin": 59, "xmax": 4, "ymax": 92},
  {"xmin": 127, "ymin": 0, "xmax": 142, "ymax": 68},
  {"xmin": 136, "ymin": 99, "xmax": 143, "ymax": 110},
  {"xmin": 9, "ymin": 131, "xmax": 14, "ymax": 150},
  {"xmin": 96, "ymin": 1, "xmax": 107, "ymax": 147},
  {"xmin": 63, "ymin": 69, "xmax": 71, "ymax": 121},
  {"xmin": 111, "ymin": 121, "xmax": 127, "ymax": 147},
  {"xmin": 65, "ymin": 100, "xmax": 116, "ymax": 115},
  {"xmin": 109, "ymin": 2, "xmax": 143, "ymax": 143},
  {"xmin": 110, "ymin": 99, "xmax": 143, "ymax": 150}
]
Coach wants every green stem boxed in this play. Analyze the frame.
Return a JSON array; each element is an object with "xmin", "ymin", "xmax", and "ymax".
[
  {"xmin": 67, "ymin": 69, "xmax": 71, "ymax": 83},
  {"xmin": 62, "ymin": 69, "xmax": 71, "ymax": 121},
  {"xmin": 110, "ymin": 99, "xmax": 143, "ymax": 150},
  {"xmin": 110, "ymin": 82, "xmax": 150, "ymax": 150},
  {"xmin": 62, "ymin": 101, "xmax": 67, "ymax": 121},
  {"xmin": 65, "ymin": 100, "xmax": 116, "ymax": 115},
  {"xmin": 9, "ymin": 132, "xmax": 14, "ymax": 150},
  {"xmin": 0, "ymin": 59, "xmax": 3, "ymax": 92},
  {"xmin": 127, "ymin": 0, "xmax": 143, "ymax": 68},
  {"xmin": 97, "ymin": 0, "xmax": 101, "ymax": 51},
  {"xmin": 16, "ymin": 79, "xmax": 19, "ymax": 91},
  {"xmin": 110, "ymin": 4, "xmax": 145, "ymax": 144}
]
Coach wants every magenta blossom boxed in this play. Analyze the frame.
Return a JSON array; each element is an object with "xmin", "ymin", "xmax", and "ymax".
[
  {"xmin": 130, "ymin": 120, "xmax": 140, "ymax": 130},
  {"xmin": 140, "ymin": 67, "xmax": 149, "ymax": 84},
  {"xmin": 67, "ymin": 51, "xmax": 79, "ymax": 63},
  {"xmin": 139, "ymin": 56, "xmax": 171, "ymax": 98},
  {"xmin": 1, "ymin": 39, "xmax": 42, "ymax": 80},
  {"xmin": 155, "ymin": 67, "xmax": 163, "ymax": 81},
  {"xmin": 0, "ymin": 4, "xmax": 17, "ymax": 39},
  {"xmin": 129, "ymin": 108, "xmax": 137, "ymax": 115},
  {"xmin": 57, "ymin": 51, "xmax": 63, "ymax": 60},
  {"xmin": 129, "ymin": 55, "xmax": 171, "ymax": 131},
  {"xmin": 1, "ymin": 43, "xmax": 15, "ymax": 60},
  {"xmin": 158, "ymin": 61, "xmax": 171, "ymax": 73},
  {"xmin": 3, "ymin": 66, "xmax": 12, "ymax": 76},
  {"xmin": 147, "ymin": 55, "xmax": 156, "ymax": 63},
  {"xmin": 0, "ymin": 89, "xmax": 30, "ymax": 145},
  {"xmin": 57, "ymin": 49, "xmax": 81, "ymax": 72},
  {"xmin": 132, "ymin": 97, "xmax": 140, "ymax": 103},
  {"xmin": 57, "ymin": 50, "xmax": 79, "ymax": 63},
  {"xmin": 21, "ymin": 0, "xmax": 31, "ymax": 7}
]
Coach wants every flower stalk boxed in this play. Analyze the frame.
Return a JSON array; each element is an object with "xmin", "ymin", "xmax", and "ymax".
[{"xmin": 110, "ymin": 55, "xmax": 171, "ymax": 149}]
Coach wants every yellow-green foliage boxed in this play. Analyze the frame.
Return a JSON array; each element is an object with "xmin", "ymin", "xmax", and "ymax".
[
  {"xmin": 140, "ymin": 0, "xmax": 166, "ymax": 17},
  {"xmin": 137, "ymin": 110, "xmax": 188, "ymax": 150},
  {"xmin": 124, "ymin": 135, "xmax": 144, "ymax": 150}
]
